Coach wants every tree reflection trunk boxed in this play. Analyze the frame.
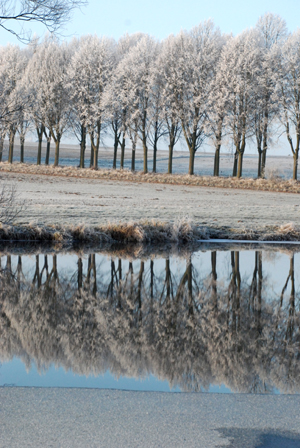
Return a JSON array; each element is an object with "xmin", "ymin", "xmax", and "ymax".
[
  {"xmin": 107, "ymin": 259, "xmax": 117, "ymax": 299},
  {"xmin": 166, "ymin": 258, "xmax": 171, "ymax": 300},
  {"xmin": 250, "ymin": 251, "xmax": 262, "ymax": 333},
  {"xmin": 129, "ymin": 261, "xmax": 134, "ymax": 298},
  {"xmin": 229, "ymin": 252, "xmax": 241, "ymax": 333},
  {"xmin": 118, "ymin": 259, "xmax": 122, "ymax": 282},
  {"xmin": 17, "ymin": 256, "xmax": 23, "ymax": 291},
  {"xmin": 137, "ymin": 261, "xmax": 144, "ymax": 308},
  {"xmin": 257, "ymin": 252, "xmax": 262, "ymax": 333},
  {"xmin": 40, "ymin": 255, "xmax": 49, "ymax": 282},
  {"xmin": 6, "ymin": 255, "xmax": 12, "ymax": 273},
  {"xmin": 187, "ymin": 256, "xmax": 193, "ymax": 317},
  {"xmin": 78, "ymin": 257, "xmax": 83, "ymax": 290},
  {"xmin": 32, "ymin": 255, "xmax": 41, "ymax": 288},
  {"xmin": 287, "ymin": 255, "xmax": 295, "ymax": 341},
  {"xmin": 150, "ymin": 259, "xmax": 154, "ymax": 300},
  {"xmin": 211, "ymin": 251, "xmax": 217, "ymax": 309}
]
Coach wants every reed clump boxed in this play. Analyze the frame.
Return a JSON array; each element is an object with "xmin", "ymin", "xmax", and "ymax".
[
  {"xmin": 1, "ymin": 220, "xmax": 300, "ymax": 245},
  {"xmin": 0, "ymin": 220, "xmax": 206, "ymax": 244}
]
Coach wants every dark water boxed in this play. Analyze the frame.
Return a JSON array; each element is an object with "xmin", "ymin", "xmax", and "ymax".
[
  {"xmin": 10, "ymin": 154, "xmax": 263, "ymax": 178},
  {"xmin": 2, "ymin": 141, "xmax": 285, "ymax": 178},
  {"xmin": 0, "ymin": 245, "xmax": 299, "ymax": 393}
]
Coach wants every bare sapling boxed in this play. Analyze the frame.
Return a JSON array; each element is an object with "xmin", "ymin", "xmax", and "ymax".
[{"xmin": 0, "ymin": 181, "xmax": 23, "ymax": 224}]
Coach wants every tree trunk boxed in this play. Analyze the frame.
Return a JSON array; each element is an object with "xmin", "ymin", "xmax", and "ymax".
[
  {"xmin": 37, "ymin": 138, "xmax": 42, "ymax": 165},
  {"xmin": 37, "ymin": 137, "xmax": 42, "ymax": 165},
  {"xmin": 293, "ymin": 151, "xmax": 298, "ymax": 180},
  {"xmin": 54, "ymin": 138, "xmax": 60, "ymax": 166},
  {"xmin": 131, "ymin": 143, "xmax": 136, "ymax": 172},
  {"xmin": 120, "ymin": 133, "xmax": 125, "ymax": 169},
  {"xmin": 168, "ymin": 144, "xmax": 173, "ymax": 174},
  {"xmin": 93, "ymin": 145, "xmax": 99, "ymax": 169},
  {"xmin": 36, "ymin": 126, "xmax": 44, "ymax": 166},
  {"xmin": 113, "ymin": 133, "xmax": 118, "ymax": 169},
  {"xmin": 257, "ymin": 147, "xmax": 262, "ymax": 178},
  {"xmin": 0, "ymin": 137, "xmax": 3, "ymax": 162},
  {"xmin": 45, "ymin": 137, "xmax": 51, "ymax": 165},
  {"xmin": 143, "ymin": 138, "xmax": 148, "ymax": 174},
  {"xmin": 79, "ymin": 125, "xmax": 86, "ymax": 169},
  {"xmin": 237, "ymin": 151, "xmax": 243, "ymax": 178},
  {"xmin": 188, "ymin": 149, "xmax": 195, "ymax": 175},
  {"xmin": 8, "ymin": 129, "xmax": 15, "ymax": 164},
  {"xmin": 90, "ymin": 139, "xmax": 94, "ymax": 167},
  {"xmin": 261, "ymin": 119, "xmax": 268, "ymax": 178},
  {"xmin": 213, "ymin": 120, "xmax": 223, "ymax": 177},
  {"xmin": 152, "ymin": 142, "xmax": 157, "ymax": 173},
  {"xmin": 20, "ymin": 136, "xmax": 24, "ymax": 163},
  {"xmin": 213, "ymin": 144, "xmax": 221, "ymax": 176},
  {"xmin": 232, "ymin": 151, "xmax": 238, "ymax": 177},
  {"xmin": 262, "ymin": 148, "xmax": 267, "ymax": 178}
]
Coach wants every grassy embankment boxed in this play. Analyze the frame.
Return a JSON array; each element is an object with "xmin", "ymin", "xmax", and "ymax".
[
  {"xmin": 1, "ymin": 162, "xmax": 300, "ymax": 193},
  {"xmin": 1, "ymin": 162, "xmax": 300, "ymax": 245}
]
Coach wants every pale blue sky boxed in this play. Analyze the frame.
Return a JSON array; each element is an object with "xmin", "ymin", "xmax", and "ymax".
[{"xmin": 0, "ymin": 0, "xmax": 299, "ymax": 45}]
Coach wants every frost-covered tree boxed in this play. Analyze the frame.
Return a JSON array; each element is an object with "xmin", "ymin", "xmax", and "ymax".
[
  {"xmin": 102, "ymin": 36, "xmax": 134, "ymax": 170},
  {"xmin": 103, "ymin": 33, "xmax": 146, "ymax": 171},
  {"xmin": 221, "ymin": 30, "xmax": 261, "ymax": 178},
  {"xmin": 254, "ymin": 13, "xmax": 287, "ymax": 177},
  {"xmin": 206, "ymin": 69, "xmax": 227, "ymax": 177},
  {"xmin": 276, "ymin": 30, "xmax": 300, "ymax": 180},
  {"xmin": 166, "ymin": 22, "xmax": 222, "ymax": 175},
  {"xmin": 148, "ymin": 55, "xmax": 166, "ymax": 173},
  {"xmin": 68, "ymin": 36, "xmax": 89, "ymax": 168},
  {"xmin": 26, "ymin": 37, "xmax": 72, "ymax": 166},
  {"xmin": 23, "ymin": 45, "xmax": 46, "ymax": 165},
  {"xmin": 158, "ymin": 35, "xmax": 182, "ymax": 174},
  {"xmin": 117, "ymin": 35, "xmax": 159, "ymax": 174},
  {"xmin": 0, "ymin": 44, "xmax": 29, "ymax": 163},
  {"xmin": 205, "ymin": 34, "xmax": 228, "ymax": 177},
  {"xmin": 70, "ymin": 35, "xmax": 114, "ymax": 169},
  {"xmin": 17, "ymin": 109, "xmax": 31, "ymax": 163}
]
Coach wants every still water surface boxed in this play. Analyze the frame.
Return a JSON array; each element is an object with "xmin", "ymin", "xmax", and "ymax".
[{"xmin": 0, "ymin": 245, "xmax": 299, "ymax": 394}]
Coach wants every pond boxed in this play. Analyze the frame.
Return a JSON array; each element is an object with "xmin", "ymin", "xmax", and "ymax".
[{"xmin": 0, "ymin": 243, "xmax": 299, "ymax": 394}]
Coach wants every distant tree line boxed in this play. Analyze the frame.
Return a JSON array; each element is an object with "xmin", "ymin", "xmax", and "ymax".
[{"xmin": 0, "ymin": 13, "xmax": 300, "ymax": 178}]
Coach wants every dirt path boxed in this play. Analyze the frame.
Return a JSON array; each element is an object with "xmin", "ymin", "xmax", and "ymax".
[{"xmin": 2, "ymin": 171, "xmax": 300, "ymax": 229}]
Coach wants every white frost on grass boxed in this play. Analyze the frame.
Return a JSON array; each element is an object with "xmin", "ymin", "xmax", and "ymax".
[{"xmin": 0, "ymin": 388, "xmax": 299, "ymax": 448}]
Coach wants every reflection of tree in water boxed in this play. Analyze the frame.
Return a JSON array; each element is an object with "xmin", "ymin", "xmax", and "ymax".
[{"xmin": 0, "ymin": 250, "xmax": 299, "ymax": 393}]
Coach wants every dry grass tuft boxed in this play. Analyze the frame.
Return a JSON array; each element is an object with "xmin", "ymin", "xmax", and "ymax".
[
  {"xmin": 1, "ymin": 220, "xmax": 300, "ymax": 246},
  {"xmin": 265, "ymin": 167, "xmax": 286, "ymax": 181},
  {"xmin": 106, "ymin": 221, "xmax": 145, "ymax": 242}
]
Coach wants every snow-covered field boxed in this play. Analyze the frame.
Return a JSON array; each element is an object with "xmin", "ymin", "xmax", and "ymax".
[
  {"xmin": 1, "ymin": 388, "xmax": 300, "ymax": 448},
  {"xmin": 1, "ymin": 166, "xmax": 300, "ymax": 231}
]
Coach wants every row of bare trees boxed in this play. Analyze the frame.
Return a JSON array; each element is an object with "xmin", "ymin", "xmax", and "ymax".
[
  {"xmin": 0, "ymin": 249, "xmax": 299, "ymax": 392},
  {"xmin": 0, "ymin": 13, "xmax": 300, "ymax": 178}
]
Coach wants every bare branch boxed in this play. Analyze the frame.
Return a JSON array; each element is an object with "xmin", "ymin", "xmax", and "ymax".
[{"xmin": 0, "ymin": 0, "xmax": 87, "ymax": 42}]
